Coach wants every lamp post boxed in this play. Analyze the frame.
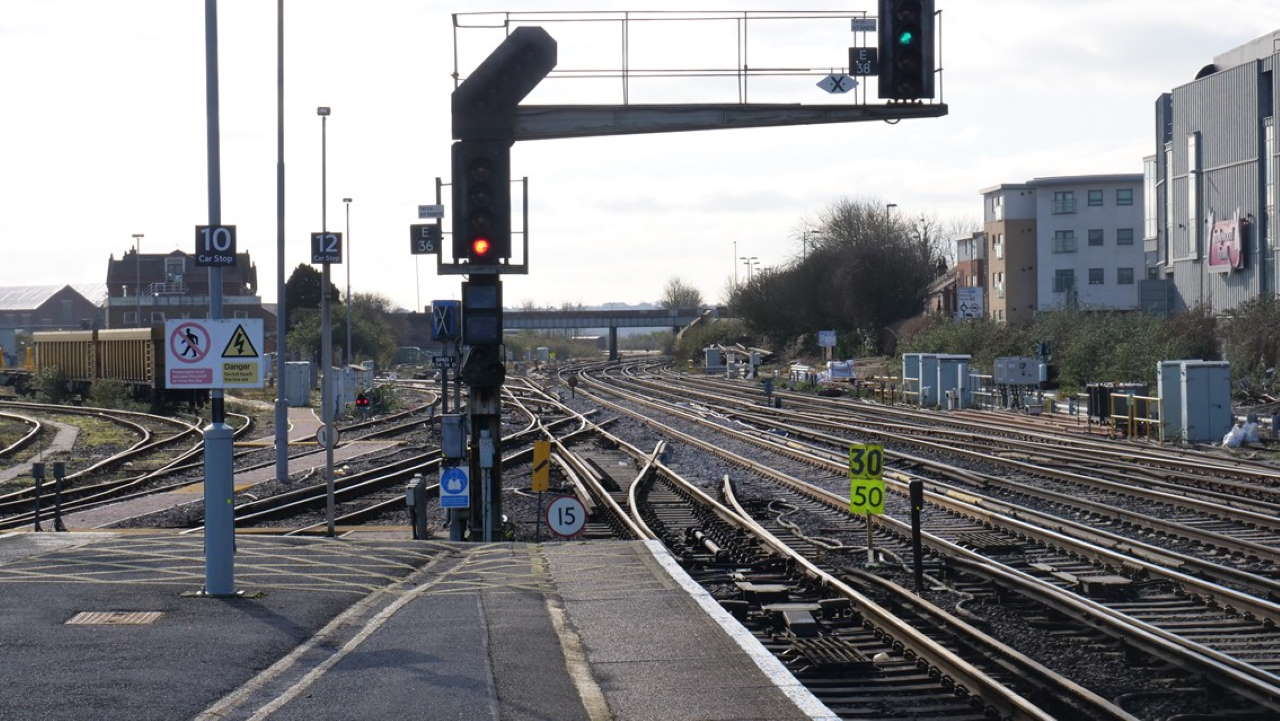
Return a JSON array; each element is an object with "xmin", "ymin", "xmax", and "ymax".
[
  {"xmin": 802, "ymin": 228, "xmax": 820, "ymax": 262},
  {"xmin": 741, "ymin": 255, "xmax": 759, "ymax": 283},
  {"xmin": 343, "ymin": 196, "xmax": 352, "ymax": 367},
  {"xmin": 732, "ymin": 240, "xmax": 738, "ymax": 291},
  {"xmin": 273, "ymin": 0, "xmax": 288, "ymax": 485},
  {"xmin": 131, "ymin": 234, "xmax": 144, "ymax": 326},
  {"xmin": 317, "ymin": 105, "xmax": 335, "ymax": 538}
]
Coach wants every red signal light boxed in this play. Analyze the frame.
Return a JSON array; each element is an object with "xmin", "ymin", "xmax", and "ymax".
[{"xmin": 472, "ymin": 237, "xmax": 492, "ymax": 256}]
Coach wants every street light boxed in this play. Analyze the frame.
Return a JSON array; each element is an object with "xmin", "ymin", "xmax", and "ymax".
[
  {"xmin": 802, "ymin": 228, "xmax": 821, "ymax": 261},
  {"xmin": 343, "ymin": 196, "xmax": 352, "ymax": 367},
  {"xmin": 317, "ymin": 104, "xmax": 335, "ymax": 538},
  {"xmin": 740, "ymin": 255, "xmax": 759, "ymax": 283},
  {"xmin": 732, "ymin": 240, "xmax": 738, "ymax": 291},
  {"xmin": 131, "ymin": 233, "xmax": 144, "ymax": 327}
]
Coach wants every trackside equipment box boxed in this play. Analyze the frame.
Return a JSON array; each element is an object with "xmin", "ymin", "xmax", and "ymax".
[
  {"xmin": 1179, "ymin": 360, "xmax": 1232, "ymax": 443},
  {"xmin": 994, "ymin": 356, "xmax": 1039, "ymax": 386}
]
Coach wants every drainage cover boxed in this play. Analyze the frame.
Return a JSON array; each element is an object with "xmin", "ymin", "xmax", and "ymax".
[{"xmin": 66, "ymin": 611, "xmax": 164, "ymax": 625}]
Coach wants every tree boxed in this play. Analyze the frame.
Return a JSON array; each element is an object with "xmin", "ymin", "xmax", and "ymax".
[
  {"xmin": 287, "ymin": 292, "xmax": 397, "ymax": 367},
  {"xmin": 729, "ymin": 198, "xmax": 947, "ymax": 353},
  {"xmin": 660, "ymin": 277, "xmax": 703, "ymax": 310},
  {"xmin": 284, "ymin": 264, "xmax": 341, "ymax": 327}
]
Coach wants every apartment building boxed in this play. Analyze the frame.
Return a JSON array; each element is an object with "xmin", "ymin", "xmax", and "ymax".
[
  {"xmin": 1149, "ymin": 29, "xmax": 1280, "ymax": 314},
  {"xmin": 981, "ymin": 174, "xmax": 1145, "ymax": 323}
]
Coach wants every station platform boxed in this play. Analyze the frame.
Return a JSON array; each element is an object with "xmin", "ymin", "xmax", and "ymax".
[{"xmin": 0, "ymin": 532, "xmax": 836, "ymax": 721}]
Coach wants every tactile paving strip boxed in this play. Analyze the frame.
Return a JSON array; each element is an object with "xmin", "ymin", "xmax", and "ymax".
[{"xmin": 66, "ymin": 611, "xmax": 163, "ymax": 625}]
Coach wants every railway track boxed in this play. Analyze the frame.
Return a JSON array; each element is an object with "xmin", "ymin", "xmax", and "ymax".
[
  {"xmin": 566, "ymin": 362, "xmax": 1280, "ymax": 716},
  {"xmin": 222, "ymin": 391, "xmax": 583, "ymax": 536},
  {"xmin": 0, "ymin": 410, "xmax": 41, "ymax": 460},
  {"xmin": 613, "ymin": 368, "xmax": 1280, "ymax": 590},
  {"xmin": 0, "ymin": 403, "xmax": 253, "ymax": 530},
  {"xmin": 520, "ymin": 377, "xmax": 1127, "ymax": 720}
]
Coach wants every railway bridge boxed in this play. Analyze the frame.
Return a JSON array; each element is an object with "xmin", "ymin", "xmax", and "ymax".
[{"xmin": 503, "ymin": 307, "xmax": 715, "ymax": 359}]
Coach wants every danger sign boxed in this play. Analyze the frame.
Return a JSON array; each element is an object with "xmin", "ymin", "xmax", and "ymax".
[{"xmin": 164, "ymin": 319, "xmax": 265, "ymax": 389}]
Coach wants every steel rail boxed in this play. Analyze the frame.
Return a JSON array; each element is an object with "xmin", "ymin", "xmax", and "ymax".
[
  {"xmin": 220, "ymin": 399, "xmax": 559, "ymax": 531},
  {"xmin": 720, "ymin": 476, "xmax": 1140, "ymax": 721},
  {"xmin": 673, "ymin": 369, "xmax": 1280, "ymax": 483},
  {"xmin": 590, "ymin": 370, "xmax": 1280, "ymax": 623},
  {"xmin": 719, "ymin": 404, "xmax": 1280, "ymax": 565},
  {"xmin": 608, "ymin": 408, "xmax": 1059, "ymax": 721},
  {"xmin": 508, "ymin": 382, "xmax": 649, "ymax": 541},
  {"xmin": 617, "ymin": 373, "xmax": 1280, "ymax": 560},
  {"xmin": 0, "ymin": 411, "xmax": 254, "ymax": 530},
  {"xmin": 0, "ymin": 411, "xmax": 42, "ymax": 460},
  {"xmin": 278, "ymin": 421, "xmax": 607, "ymax": 536},
  {"xmin": 626, "ymin": 441, "xmax": 665, "ymax": 540},
  {"xmin": 577, "ymin": 367, "xmax": 1280, "ymax": 710}
]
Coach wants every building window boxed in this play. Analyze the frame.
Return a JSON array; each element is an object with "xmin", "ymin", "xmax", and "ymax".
[
  {"xmin": 1267, "ymin": 117, "xmax": 1275, "ymax": 250},
  {"xmin": 993, "ymin": 194, "xmax": 1004, "ymax": 221},
  {"xmin": 1088, "ymin": 190, "xmax": 1103, "ymax": 206},
  {"xmin": 1052, "ymin": 191, "xmax": 1075, "ymax": 214},
  {"xmin": 1052, "ymin": 230, "xmax": 1077, "ymax": 253},
  {"xmin": 150, "ymin": 312, "xmax": 165, "ymax": 322},
  {"xmin": 1116, "ymin": 188, "xmax": 1134, "ymax": 206},
  {"xmin": 1118, "ymin": 267, "xmax": 1135, "ymax": 285},
  {"xmin": 1188, "ymin": 133, "xmax": 1200, "ymax": 254},
  {"xmin": 233, "ymin": 311, "xmax": 249, "ymax": 319},
  {"xmin": 1165, "ymin": 143, "xmax": 1174, "ymax": 258},
  {"xmin": 1088, "ymin": 229, "xmax": 1104, "ymax": 246},
  {"xmin": 1054, "ymin": 269, "xmax": 1076, "ymax": 293},
  {"xmin": 1143, "ymin": 156, "xmax": 1158, "ymax": 240},
  {"xmin": 993, "ymin": 234, "xmax": 1004, "ymax": 259},
  {"xmin": 1088, "ymin": 268, "xmax": 1104, "ymax": 285},
  {"xmin": 122, "ymin": 311, "xmax": 137, "ymax": 325},
  {"xmin": 1147, "ymin": 266, "xmax": 1159, "ymax": 280},
  {"xmin": 1116, "ymin": 228, "xmax": 1135, "ymax": 245},
  {"xmin": 164, "ymin": 257, "xmax": 185, "ymax": 278}
]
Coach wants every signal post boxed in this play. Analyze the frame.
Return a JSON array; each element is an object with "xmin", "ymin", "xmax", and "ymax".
[
  {"xmin": 437, "ymin": 6, "xmax": 941, "ymax": 540},
  {"xmin": 439, "ymin": 27, "xmax": 556, "ymax": 540}
]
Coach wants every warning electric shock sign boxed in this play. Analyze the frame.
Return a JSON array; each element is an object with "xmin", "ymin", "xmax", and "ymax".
[
  {"xmin": 164, "ymin": 319, "xmax": 265, "ymax": 389},
  {"xmin": 222, "ymin": 324, "xmax": 260, "ymax": 358}
]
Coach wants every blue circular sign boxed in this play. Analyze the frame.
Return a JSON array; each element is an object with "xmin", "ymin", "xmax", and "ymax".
[{"xmin": 441, "ymin": 467, "xmax": 468, "ymax": 494}]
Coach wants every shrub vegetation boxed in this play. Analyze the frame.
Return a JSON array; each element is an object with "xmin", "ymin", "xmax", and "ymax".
[{"xmin": 901, "ymin": 309, "xmax": 1218, "ymax": 391}]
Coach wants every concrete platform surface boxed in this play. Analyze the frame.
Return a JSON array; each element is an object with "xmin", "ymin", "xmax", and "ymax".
[{"xmin": 0, "ymin": 533, "xmax": 836, "ymax": 721}]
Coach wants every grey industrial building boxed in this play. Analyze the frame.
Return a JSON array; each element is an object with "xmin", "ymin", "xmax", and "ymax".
[{"xmin": 1148, "ymin": 29, "xmax": 1280, "ymax": 315}]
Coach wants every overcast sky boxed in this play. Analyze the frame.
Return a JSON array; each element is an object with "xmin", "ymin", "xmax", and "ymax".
[{"xmin": 3, "ymin": 1, "xmax": 1280, "ymax": 310}]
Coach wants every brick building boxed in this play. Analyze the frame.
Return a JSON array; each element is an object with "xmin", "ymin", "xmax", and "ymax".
[{"xmin": 104, "ymin": 248, "xmax": 275, "ymax": 350}]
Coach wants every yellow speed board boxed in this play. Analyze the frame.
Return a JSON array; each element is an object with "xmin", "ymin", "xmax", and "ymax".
[
  {"xmin": 849, "ymin": 479, "xmax": 885, "ymax": 515},
  {"xmin": 848, "ymin": 443, "xmax": 884, "ymax": 515},
  {"xmin": 847, "ymin": 444, "xmax": 883, "ymax": 481}
]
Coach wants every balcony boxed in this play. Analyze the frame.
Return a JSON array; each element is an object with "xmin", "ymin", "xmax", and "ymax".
[{"xmin": 148, "ymin": 281, "xmax": 188, "ymax": 295}]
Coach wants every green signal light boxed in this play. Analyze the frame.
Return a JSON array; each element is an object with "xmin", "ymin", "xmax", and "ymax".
[{"xmin": 898, "ymin": 30, "xmax": 914, "ymax": 46}]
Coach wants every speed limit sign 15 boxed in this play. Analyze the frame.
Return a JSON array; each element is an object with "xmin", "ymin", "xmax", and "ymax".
[
  {"xmin": 545, "ymin": 495, "xmax": 587, "ymax": 538},
  {"xmin": 195, "ymin": 225, "xmax": 237, "ymax": 267},
  {"xmin": 848, "ymin": 443, "xmax": 885, "ymax": 515}
]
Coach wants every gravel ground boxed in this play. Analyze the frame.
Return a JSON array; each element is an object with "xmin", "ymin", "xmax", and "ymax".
[
  {"xmin": 611, "ymin": 375, "xmax": 1280, "ymax": 584},
  {"xmin": 565, "ymin": 379, "xmax": 1258, "ymax": 720}
]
